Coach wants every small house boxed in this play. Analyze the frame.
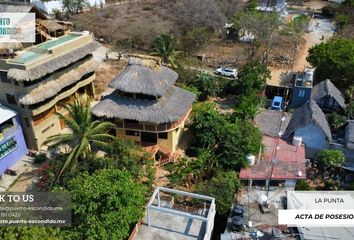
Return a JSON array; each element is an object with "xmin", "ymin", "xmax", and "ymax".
[
  {"xmin": 92, "ymin": 55, "xmax": 196, "ymax": 159},
  {"xmin": 0, "ymin": 105, "xmax": 27, "ymax": 174},
  {"xmin": 290, "ymin": 68, "xmax": 314, "ymax": 108},
  {"xmin": 311, "ymin": 79, "xmax": 346, "ymax": 113},
  {"xmin": 345, "ymin": 121, "xmax": 354, "ymax": 150},
  {"xmin": 284, "ymin": 100, "xmax": 332, "ymax": 157}
]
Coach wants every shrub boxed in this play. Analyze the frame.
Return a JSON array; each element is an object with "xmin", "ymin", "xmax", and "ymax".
[{"xmin": 34, "ymin": 153, "xmax": 47, "ymax": 164}]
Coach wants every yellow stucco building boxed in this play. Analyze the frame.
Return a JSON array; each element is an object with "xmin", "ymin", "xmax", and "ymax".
[
  {"xmin": 92, "ymin": 55, "xmax": 196, "ymax": 159},
  {"xmin": 0, "ymin": 28, "xmax": 99, "ymax": 150}
]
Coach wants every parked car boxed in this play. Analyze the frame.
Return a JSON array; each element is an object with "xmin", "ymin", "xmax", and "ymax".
[
  {"xmin": 215, "ymin": 67, "xmax": 237, "ymax": 78},
  {"xmin": 271, "ymin": 96, "xmax": 283, "ymax": 110}
]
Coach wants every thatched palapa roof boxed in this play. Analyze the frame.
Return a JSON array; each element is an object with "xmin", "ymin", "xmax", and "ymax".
[
  {"xmin": 39, "ymin": 20, "xmax": 66, "ymax": 32},
  {"xmin": 92, "ymin": 86, "xmax": 195, "ymax": 124},
  {"xmin": 284, "ymin": 100, "xmax": 332, "ymax": 141},
  {"xmin": 109, "ymin": 56, "xmax": 178, "ymax": 97},
  {"xmin": 19, "ymin": 60, "xmax": 98, "ymax": 105},
  {"xmin": 311, "ymin": 79, "xmax": 346, "ymax": 109},
  {"xmin": 92, "ymin": 55, "xmax": 196, "ymax": 124},
  {"xmin": 8, "ymin": 41, "xmax": 100, "ymax": 82}
]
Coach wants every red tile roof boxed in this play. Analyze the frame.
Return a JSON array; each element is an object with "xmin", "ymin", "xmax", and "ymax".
[{"xmin": 240, "ymin": 135, "xmax": 306, "ymax": 180}]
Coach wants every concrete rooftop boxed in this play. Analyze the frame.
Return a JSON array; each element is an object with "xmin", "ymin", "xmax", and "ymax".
[{"xmin": 133, "ymin": 209, "xmax": 206, "ymax": 240}]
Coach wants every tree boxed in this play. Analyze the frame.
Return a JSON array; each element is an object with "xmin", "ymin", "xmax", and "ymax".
[
  {"xmin": 326, "ymin": 112, "xmax": 347, "ymax": 131},
  {"xmin": 191, "ymin": 102, "xmax": 227, "ymax": 148},
  {"xmin": 233, "ymin": 11, "xmax": 282, "ymax": 63},
  {"xmin": 345, "ymin": 85, "xmax": 354, "ymax": 101},
  {"xmin": 179, "ymin": 27, "xmax": 211, "ymax": 55},
  {"xmin": 152, "ymin": 33, "xmax": 179, "ymax": 67},
  {"xmin": 62, "ymin": 0, "xmax": 87, "ymax": 14},
  {"xmin": 0, "ymin": 227, "xmax": 61, "ymax": 240},
  {"xmin": 194, "ymin": 74, "xmax": 221, "ymax": 100},
  {"xmin": 174, "ymin": 0, "xmax": 226, "ymax": 30},
  {"xmin": 233, "ymin": 94, "xmax": 263, "ymax": 120},
  {"xmin": 196, "ymin": 170, "xmax": 240, "ymax": 216},
  {"xmin": 218, "ymin": 121, "xmax": 262, "ymax": 170},
  {"xmin": 307, "ymin": 38, "xmax": 354, "ymax": 89},
  {"xmin": 316, "ymin": 149, "xmax": 345, "ymax": 170},
  {"xmin": 94, "ymin": 139, "xmax": 155, "ymax": 184},
  {"xmin": 61, "ymin": 169, "xmax": 146, "ymax": 240},
  {"xmin": 232, "ymin": 61, "xmax": 270, "ymax": 97},
  {"xmin": 346, "ymin": 102, "xmax": 354, "ymax": 119},
  {"xmin": 295, "ymin": 180, "xmax": 312, "ymax": 190},
  {"xmin": 44, "ymin": 99, "xmax": 115, "ymax": 180}
]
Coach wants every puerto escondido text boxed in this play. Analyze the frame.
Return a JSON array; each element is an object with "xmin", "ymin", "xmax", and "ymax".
[{"xmin": 0, "ymin": 17, "xmax": 22, "ymax": 35}]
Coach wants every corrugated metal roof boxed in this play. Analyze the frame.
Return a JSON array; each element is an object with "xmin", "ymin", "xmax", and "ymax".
[{"xmin": 0, "ymin": 104, "xmax": 17, "ymax": 125}]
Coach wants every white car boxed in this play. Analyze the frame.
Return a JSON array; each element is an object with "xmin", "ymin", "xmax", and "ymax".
[{"xmin": 215, "ymin": 67, "xmax": 237, "ymax": 78}]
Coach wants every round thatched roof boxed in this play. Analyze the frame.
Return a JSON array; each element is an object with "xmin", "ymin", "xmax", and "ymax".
[
  {"xmin": 109, "ymin": 56, "xmax": 178, "ymax": 97},
  {"xmin": 92, "ymin": 86, "xmax": 196, "ymax": 124}
]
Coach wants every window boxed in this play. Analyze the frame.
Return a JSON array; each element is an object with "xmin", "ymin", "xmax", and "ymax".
[
  {"xmin": 298, "ymin": 90, "xmax": 305, "ymax": 98},
  {"xmin": 125, "ymin": 130, "xmax": 139, "ymax": 136},
  {"xmin": 0, "ymin": 71, "xmax": 10, "ymax": 83},
  {"xmin": 6, "ymin": 94, "xmax": 16, "ymax": 105},
  {"xmin": 158, "ymin": 132, "xmax": 168, "ymax": 139},
  {"xmin": 0, "ymin": 137, "xmax": 17, "ymax": 159}
]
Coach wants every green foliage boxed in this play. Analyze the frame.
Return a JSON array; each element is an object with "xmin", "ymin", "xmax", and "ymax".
[
  {"xmin": 245, "ymin": 0, "xmax": 258, "ymax": 12},
  {"xmin": 307, "ymin": 38, "xmax": 354, "ymax": 89},
  {"xmin": 295, "ymin": 180, "xmax": 313, "ymax": 190},
  {"xmin": 179, "ymin": 27, "xmax": 211, "ymax": 55},
  {"xmin": 232, "ymin": 61, "xmax": 269, "ymax": 98},
  {"xmin": 191, "ymin": 102, "xmax": 262, "ymax": 170},
  {"xmin": 94, "ymin": 139, "xmax": 155, "ymax": 185},
  {"xmin": 0, "ymin": 227, "xmax": 62, "ymax": 240},
  {"xmin": 345, "ymin": 85, "xmax": 354, "ymax": 101},
  {"xmin": 152, "ymin": 33, "xmax": 179, "ymax": 66},
  {"xmin": 179, "ymin": 85, "xmax": 201, "ymax": 99},
  {"xmin": 343, "ymin": 0, "xmax": 354, "ymax": 6},
  {"xmin": 63, "ymin": 0, "xmax": 87, "ymax": 13},
  {"xmin": 194, "ymin": 74, "xmax": 222, "ymax": 100},
  {"xmin": 44, "ymin": 99, "xmax": 115, "ymax": 180},
  {"xmin": 316, "ymin": 149, "xmax": 346, "ymax": 169},
  {"xmin": 34, "ymin": 153, "xmax": 47, "ymax": 164},
  {"xmin": 323, "ymin": 179, "xmax": 341, "ymax": 190},
  {"xmin": 173, "ymin": 62, "xmax": 199, "ymax": 86},
  {"xmin": 233, "ymin": 94, "xmax": 263, "ymax": 120},
  {"xmin": 61, "ymin": 169, "xmax": 146, "ymax": 240},
  {"xmin": 335, "ymin": 14, "xmax": 350, "ymax": 29},
  {"xmin": 191, "ymin": 102, "xmax": 227, "ymax": 147},
  {"xmin": 218, "ymin": 121, "xmax": 262, "ymax": 170},
  {"xmin": 326, "ymin": 112, "xmax": 347, "ymax": 131},
  {"xmin": 196, "ymin": 170, "xmax": 240, "ymax": 216},
  {"xmin": 168, "ymin": 147, "xmax": 218, "ymax": 187},
  {"xmin": 346, "ymin": 102, "xmax": 354, "ymax": 119}
]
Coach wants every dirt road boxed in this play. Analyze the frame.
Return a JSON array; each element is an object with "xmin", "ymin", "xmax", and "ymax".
[{"xmin": 268, "ymin": 7, "xmax": 335, "ymax": 86}]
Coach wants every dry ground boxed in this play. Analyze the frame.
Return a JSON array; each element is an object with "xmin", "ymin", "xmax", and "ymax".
[
  {"xmin": 94, "ymin": 59, "xmax": 127, "ymax": 96},
  {"xmin": 72, "ymin": 0, "xmax": 175, "ymax": 47}
]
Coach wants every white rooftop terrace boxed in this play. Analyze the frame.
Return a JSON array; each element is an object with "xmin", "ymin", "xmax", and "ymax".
[{"xmin": 133, "ymin": 187, "xmax": 216, "ymax": 240}]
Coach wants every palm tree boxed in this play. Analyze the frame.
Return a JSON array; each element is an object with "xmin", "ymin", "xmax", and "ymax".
[
  {"xmin": 44, "ymin": 99, "xmax": 115, "ymax": 180},
  {"xmin": 152, "ymin": 33, "xmax": 180, "ymax": 67}
]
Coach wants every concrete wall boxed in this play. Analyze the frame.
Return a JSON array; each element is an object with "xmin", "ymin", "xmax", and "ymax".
[
  {"xmin": 295, "ymin": 123, "xmax": 328, "ymax": 158},
  {"xmin": 0, "ymin": 116, "xmax": 27, "ymax": 174}
]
